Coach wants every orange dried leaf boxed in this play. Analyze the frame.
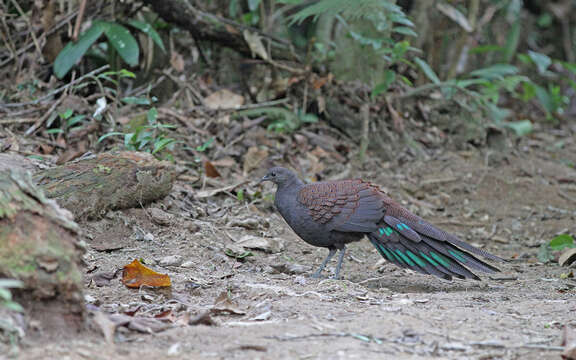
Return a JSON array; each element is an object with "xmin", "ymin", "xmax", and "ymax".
[
  {"xmin": 122, "ymin": 259, "xmax": 171, "ymax": 288},
  {"xmin": 204, "ymin": 160, "xmax": 221, "ymax": 178}
]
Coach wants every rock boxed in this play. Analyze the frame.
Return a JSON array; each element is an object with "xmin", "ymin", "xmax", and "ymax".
[
  {"xmin": 181, "ymin": 260, "xmax": 196, "ymax": 268},
  {"xmin": 270, "ymin": 263, "xmax": 312, "ymax": 275},
  {"xmin": 236, "ymin": 235, "xmax": 284, "ymax": 253},
  {"xmin": 227, "ymin": 218, "xmax": 261, "ymax": 230},
  {"xmin": 149, "ymin": 208, "xmax": 174, "ymax": 226},
  {"xmin": 159, "ymin": 255, "xmax": 183, "ymax": 266}
]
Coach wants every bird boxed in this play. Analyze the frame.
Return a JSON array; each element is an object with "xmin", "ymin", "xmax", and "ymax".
[{"xmin": 259, "ymin": 167, "xmax": 503, "ymax": 280}]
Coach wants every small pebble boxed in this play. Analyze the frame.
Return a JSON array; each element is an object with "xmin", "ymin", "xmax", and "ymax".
[{"xmin": 159, "ymin": 255, "xmax": 183, "ymax": 266}]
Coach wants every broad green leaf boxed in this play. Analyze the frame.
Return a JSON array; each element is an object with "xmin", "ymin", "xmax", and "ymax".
[
  {"xmin": 248, "ymin": 0, "xmax": 261, "ymax": 11},
  {"xmin": 535, "ymin": 85, "xmax": 552, "ymax": 114},
  {"xmin": 67, "ymin": 114, "xmax": 86, "ymax": 127},
  {"xmin": 147, "ymin": 107, "xmax": 158, "ymax": 125},
  {"xmin": 152, "ymin": 138, "xmax": 175, "ymax": 154},
  {"xmin": 414, "ymin": 57, "xmax": 440, "ymax": 84},
  {"xmin": 97, "ymin": 132, "xmax": 124, "ymax": 143},
  {"xmin": 393, "ymin": 26, "xmax": 417, "ymax": 37},
  {"xmin": 122, "ymin": 96, "xmax": 150, "ymax": 105},
  {"xmin": 128, "ymin": 20, "xmax": 166, "ymax": 52},
  {"xmin": 0, "ymin": 279, "xmax": 23, "ymax": 288},
  {"xmin": 196, "ymin": 137, "xmax": 214, "ymax": 152},
  {"xmin": 118, "ymin": 69, "xmax": 136, "ymax": 78},
  {"xmin": 502, "ymin": 19, "xmax": 520, "ymax": 63},
  {"xmin": 0, "ymin": 288, "xmax": 11, "ymax": 301},
  {"xmin": 60, "ymin": 108, "xmax": 74, "ymax": 120},
  {"xmin": 54, "ymin": 23, "xmax": 105, "ymax": 78},
  {"xmin": 101, "ymin": 21, "xmax": 139, "ymax": 66},
  {"xmin": 503, "ymin": 120, "xmax": 533, "ymax": 136},
  {"xmin": 371, "ymin": 70, "xmax": 396, "ymax": 98},
  {"xmin": 3, "ymin": 301, "xmax": 24, "ymax": 312},
  {"xmin": 549, "ymin": 234, "xmax": 575, "ymax": 251},
  {"xmin": 470, "ymin": 45, "xmax": 502, "ymax": 54},
  {"xmin": 46, "ymin": 128, "xmax": 64, "ymax": 134},
  {"xmin": 470, "ymin": 64, "xmax": 518, "ymax": 80},
  {"xmin": 528, "ymin": 50, "xmax": 551, "ymax": 74}
]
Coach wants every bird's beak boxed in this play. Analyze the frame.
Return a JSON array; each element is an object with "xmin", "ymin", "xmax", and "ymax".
[{"xmin": 257, "ymin": 175, "xmax": 269, "ymax": 185}]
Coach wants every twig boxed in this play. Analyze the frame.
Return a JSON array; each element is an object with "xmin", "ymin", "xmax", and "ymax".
[
  {"xmin": 1, "ymin": 65, "xmax": 110, "ymax": 108},
  {"xmin": 8, "ymin": 0, "xmax": 45, "ymax": 63},
  {"xmin": 24, "ymin": 96, "xmax": 64, "ymax": 136},
  {"xmin": 0, "ymin": 118, "xmax": 36, "ymax": 125},
  {"xmin": 157, "ymin": 108, "xmax": 209, "ymax": 135},
  {"xmin": 72, "ymin": 0, "xmax": 88, "ymax": 42},
  {"xmin": 187, "ymin": 98, "xmax": 290, "ymax": 113},
  {"xmin": 357, "ymin": 276, "xmax": 390, "ymax": 285}
]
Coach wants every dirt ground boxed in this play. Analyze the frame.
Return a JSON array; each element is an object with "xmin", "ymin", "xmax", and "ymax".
[{"xmin": 12, "ymin": 128, "xmax": 576, "ymax": 360}]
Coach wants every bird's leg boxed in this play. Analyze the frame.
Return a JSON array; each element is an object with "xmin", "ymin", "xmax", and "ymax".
[
  {"xmin": 333, "ymin": 246, "xmax": 346, "ymax": 279},
  {"xmin": 311, "ymin": 248, "xmax": 337, "ymax": 278}
]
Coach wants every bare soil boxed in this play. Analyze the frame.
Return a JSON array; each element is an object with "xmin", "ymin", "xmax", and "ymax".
[{"xmin": 13, "ymin": 131, "xmax": 576, "ymax": 360}]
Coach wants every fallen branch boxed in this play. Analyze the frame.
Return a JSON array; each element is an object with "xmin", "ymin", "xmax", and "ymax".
[{"xmin": 141, "ymin": 0, "xmax": 299, "ymax": 62}]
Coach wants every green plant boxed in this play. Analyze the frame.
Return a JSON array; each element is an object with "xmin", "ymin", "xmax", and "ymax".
[
  {"xmin": 538, "ymin": 234, "xmax": 575, "ymax": 263},
  {"xmin": 54, "ymin": 19, "xmax": 165, "ymax": 79},
  {"xmin": 45, "ymin": 108, "xmax": 87, "ymax": 135},
  {"xmin": 288, "ymin": 0, "xmax": 418, "ymax": 93},
  {"xmin": 98, "ymin": 96, "xmax": 177, "ymax": 158},
  {"xmin": 229, "ymin": 0, "xmax": 262, "ymax": 26},
  {"xmin": 234, "ymin": 107, "xmax": 318, "ymax": 133},
  {"xmin": 0, "ymin": 279, "xmax": 24, "ymax": 312}
]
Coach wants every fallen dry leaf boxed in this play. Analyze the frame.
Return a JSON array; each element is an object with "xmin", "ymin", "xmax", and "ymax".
[
  {"xmin": 236, "ymin": 235, "xmax": 284, "ymax": 253},
  {"xmin": 92, "ymin": 270, "xmax": 121, "ymax": 287},
  {"xmin": 204, "ymin": 89, "xmax": 244, "ymax": 109},
  {"xmin": 212, "ymin": 291, "xmax": 246, "ymax": 315},
  {"xmin": 108, "ymin": 313, "xmax": 173, "ymax": 334},
  {"xmin": 204, "ymin": 160, "xmax": 221, "ymax": 178},
  {"xmin": 243, "ymin": 30, "xmax": 269, "ymax": 60},
  {"xmin": 122, "ymin": 259, "xmax": 171, "ymax": 288},
  {"xmin": 170, "ymin": 51, "xmax": 185, "ymax": 72}
]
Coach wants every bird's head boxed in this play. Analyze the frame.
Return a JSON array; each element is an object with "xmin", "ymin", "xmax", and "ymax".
[{"xmin": 259, "ymin": 167, "xmax": 298, "ymax": 186}]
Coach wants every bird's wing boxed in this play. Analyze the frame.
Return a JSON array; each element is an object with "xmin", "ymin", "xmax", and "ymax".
[{"xmin": 297, "ymin": 180, "xmax": 384, "ymax": 232}]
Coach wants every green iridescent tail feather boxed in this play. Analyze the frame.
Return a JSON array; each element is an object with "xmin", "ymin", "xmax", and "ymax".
[{"xmin": 368, "ymin": 231, "xmax": 500, "ymax": 280}]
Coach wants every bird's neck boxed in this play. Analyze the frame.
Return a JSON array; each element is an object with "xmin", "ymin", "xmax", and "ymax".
[{"xmin": 277, "ymin": 177, "xmax": 304, "ymax": 194}]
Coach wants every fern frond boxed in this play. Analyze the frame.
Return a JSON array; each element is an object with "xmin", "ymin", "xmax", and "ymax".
[{"xmin": 289, "ymin": 0, "xmax": 403, "ymax": 25}]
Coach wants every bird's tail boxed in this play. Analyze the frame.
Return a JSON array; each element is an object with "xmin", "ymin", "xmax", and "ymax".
[{"xmin": 368, "ymin": 232, "xmax": 500, "ymax": 281}]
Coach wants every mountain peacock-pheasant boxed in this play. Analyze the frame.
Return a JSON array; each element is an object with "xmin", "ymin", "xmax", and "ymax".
[{"xmin": 260, "ymin": 167, "xmax": 503, "ymax": 280}]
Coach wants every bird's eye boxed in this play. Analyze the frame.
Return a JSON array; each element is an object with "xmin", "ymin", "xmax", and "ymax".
[{"xmin": 270, "ymin": 172, "xmax": 276, "ymax": 177}]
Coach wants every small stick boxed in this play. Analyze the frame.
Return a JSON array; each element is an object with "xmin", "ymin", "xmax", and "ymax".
[{"xmin": 72, "ymin": 0, "xmax": 88, "ymax": 41}]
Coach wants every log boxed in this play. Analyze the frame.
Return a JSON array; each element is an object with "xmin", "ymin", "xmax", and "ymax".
[
  {"xmin": 33, "ymin": 152, "xmax": 175, "ymax": 220},
  {"xmin": 141, "ymin": 0, "xmax": 299, "ymax": 62},
  {"xmin": 0, "ymin": 170, "xmax": 84, "ymax": 340}
]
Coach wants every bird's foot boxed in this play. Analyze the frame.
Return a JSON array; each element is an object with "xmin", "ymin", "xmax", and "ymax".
[{"xmin": 310, "ymin": 272, "xmax": 324, "ymax": 279}]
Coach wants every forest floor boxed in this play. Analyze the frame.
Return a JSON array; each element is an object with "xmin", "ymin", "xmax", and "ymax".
[{"xmin": 10, "ymin": 125, "xmax": 576, "ymax": 360}]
